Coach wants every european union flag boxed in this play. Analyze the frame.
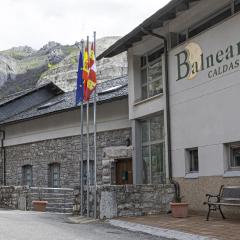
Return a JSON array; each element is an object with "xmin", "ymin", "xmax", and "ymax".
[{"xmin": 75, "ymin": 51, "xmax": 84, "ymax": 105}]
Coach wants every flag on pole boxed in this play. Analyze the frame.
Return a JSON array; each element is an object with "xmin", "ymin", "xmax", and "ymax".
[
  {"xmin": 75, "ymin": 51, "xmax": 84, "ymax": 105},
  {"xmin": 83, "ymin": 47, "xmax": 89, "ymax": 101},
  {"xmin": 84, "ymin": 43, "xmax": 97, "ymax": 101}
]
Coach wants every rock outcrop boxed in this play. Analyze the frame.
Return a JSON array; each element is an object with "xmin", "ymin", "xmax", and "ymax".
[{"xmin": 0, "ymin": 37, "xmax": 127, "ymax": 98}]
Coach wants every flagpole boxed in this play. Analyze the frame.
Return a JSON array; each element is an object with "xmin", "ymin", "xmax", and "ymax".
[
  {"xmin": 80, "ymin": 39, "xmax": 84, "ymax": 216},
  {"xmin": 86, "ymin": 35, "xmax": 90, "ymax": 218},
  {"xmin": 93, "ymin": 31, "xmax": 97, "ymax": 219}
]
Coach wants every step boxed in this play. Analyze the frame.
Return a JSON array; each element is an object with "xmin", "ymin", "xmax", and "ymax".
[
  {"xmin": 30, "ymin": 197, "xmax": 74, "ymax": 202},
  {"xmin": 31, "ymin": 192, "xmax": 73, "ymax": 197}
]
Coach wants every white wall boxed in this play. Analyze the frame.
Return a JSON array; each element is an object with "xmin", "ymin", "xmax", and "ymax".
[
  {"xmin": 3, "ymin": 98, "xmax": 130, "ymax": 147},
  {"xmin": 169, "ymin": 13, "xmax": 240, "ymax": 177}
]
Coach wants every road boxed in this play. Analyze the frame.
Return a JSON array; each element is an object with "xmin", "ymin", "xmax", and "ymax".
[{"xmin": 0, "ymin": 210, "xmax": 165, "ymax": 240}]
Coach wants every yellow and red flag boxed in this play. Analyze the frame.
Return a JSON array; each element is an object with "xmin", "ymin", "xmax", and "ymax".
[
  {"xmin": 82, "ymin": 47, "xmax": 89, "ymax": 99},
  {"xmin": 84, "ymin": 43, "xmax": 97, "ymax": 101}
]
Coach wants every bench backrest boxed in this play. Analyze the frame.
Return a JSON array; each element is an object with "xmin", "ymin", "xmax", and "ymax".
[{"xmin": 221, "ymin": 186, "xmax": 240, "ymax": 201}]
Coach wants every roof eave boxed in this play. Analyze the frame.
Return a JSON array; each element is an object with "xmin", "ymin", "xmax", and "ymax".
[{"xmin": 97, "ymin": 0, "xmax": 201, "ymax": 60}]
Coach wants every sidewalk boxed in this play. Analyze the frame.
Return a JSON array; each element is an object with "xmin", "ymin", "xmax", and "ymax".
[{"xmin": 109, "ymin": 214, "xmax": 240, "ymax": 240}]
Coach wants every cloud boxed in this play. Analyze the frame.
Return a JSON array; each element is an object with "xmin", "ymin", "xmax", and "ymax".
[{"xmin": 0, "ymin": 0, "xmax": 170, "ymax": 50}]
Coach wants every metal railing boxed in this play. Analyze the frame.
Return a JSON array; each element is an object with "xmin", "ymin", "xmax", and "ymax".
[{"xmin": 30, "ymin": 187, "xmax": 74, "ymax": 213}]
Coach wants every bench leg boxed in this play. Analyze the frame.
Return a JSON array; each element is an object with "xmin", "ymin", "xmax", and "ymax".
[
  {"xmin": 219, "ymin": 206, "xmax": 225, "ymax": 219},
  {"xmin": 206, "ymin": 205, "xmax": 211, "ymax": 221}
]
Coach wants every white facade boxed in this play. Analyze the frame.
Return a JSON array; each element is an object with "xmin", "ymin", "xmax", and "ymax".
[
  {"xmin": 170, "ymin": 10, "xmax": 240, "ymax": 178},
  {"xmin": 127, "ymin": 0, "xmax": 240, "ymax": 185}
]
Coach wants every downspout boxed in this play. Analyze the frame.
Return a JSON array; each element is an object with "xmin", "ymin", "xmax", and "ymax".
[
  {"xmin": 140, "ymin": 28, "xmax": 180, "ymax": 200},
  {"xmin": 0, "ymin": 130, "xmax": 6, "ymax": 186}
]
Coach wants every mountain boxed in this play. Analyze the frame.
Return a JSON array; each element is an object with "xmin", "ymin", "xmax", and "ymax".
[{"xmin": 0, "ymin": 37, "xmax": 127, "ymax": 98}]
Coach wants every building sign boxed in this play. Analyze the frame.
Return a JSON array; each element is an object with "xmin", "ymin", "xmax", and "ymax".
[{"xmin": 175, "ymin": 41, "xmax": 240, "ymax": 81}]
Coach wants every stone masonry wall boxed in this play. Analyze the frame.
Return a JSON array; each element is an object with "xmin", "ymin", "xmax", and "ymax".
[
  {"xmin": 0, "ymin": 185, "xmax": 30, "ymax": 210},
  {"xmin": 5, "ymin": 128, "xmax": 131, "ymax": 188},
  {"xmin": 73, "ymin": 184, "xmax": 175, "ymax": 218}
]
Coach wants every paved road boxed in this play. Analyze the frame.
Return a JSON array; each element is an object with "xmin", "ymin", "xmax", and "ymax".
[{"xmin": 0, "ymin": 210, "xmax": 165, "ymax": 240}]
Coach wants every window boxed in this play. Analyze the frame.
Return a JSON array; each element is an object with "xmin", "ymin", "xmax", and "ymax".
[
  {"xmin": 188, "ymin": 7, "xmax": 231, "ymax": 39},
  {"xmin": 83, "ymin": 160, "xmax": 94, "ymax": 185},
  {"xmin": 229, "ymin": 143, "xmax": 240, "ymax": 170},
  {"xmin": 49, "ymin": 163, "xmax": 60, "ymax": 188},
  {"xmin": 186, "ymin": 148, "xmax": 199, "ymax": 173},
  {"xmin": 173, "ymin": 4, "xmax": 234, "ymax": 47},
  {"xmin": 140, "ymin": 48, "xmax": 163, "ymax": 100},
  {"xmin": 22, "ymin": 165, "xmax": 33, "ymax": 186},
  {"xmin": 141, "ymin": 114, "xmax": 165, "ymax": 184},
  {"xmin": 235, "ymin": 0, "xmax": 240, "ymax": 13}
]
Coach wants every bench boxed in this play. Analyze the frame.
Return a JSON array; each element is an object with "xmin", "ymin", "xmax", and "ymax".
[{"xmin": 204, "ymin": 185, "xmax": 240, "ymax": 220}]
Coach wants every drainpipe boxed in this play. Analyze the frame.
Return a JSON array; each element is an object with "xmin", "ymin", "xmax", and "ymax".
[
  {"xmin": 140, "ymin": 28, "xmax": 180, "ymax": 199},
  {"xmin": 0, "ymin": 130, "xmax": 6, "ymax": 186}
]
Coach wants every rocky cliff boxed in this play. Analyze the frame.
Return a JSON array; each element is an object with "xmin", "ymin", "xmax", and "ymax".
[{"xmin": 0, "ymin": 37, "xmax": 127, "ymax": 98}]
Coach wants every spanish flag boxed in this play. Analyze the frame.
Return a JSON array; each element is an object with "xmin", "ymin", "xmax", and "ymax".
[{"xmin": 84, "ymin": 43, "xmax": 97, "ymax": 101}]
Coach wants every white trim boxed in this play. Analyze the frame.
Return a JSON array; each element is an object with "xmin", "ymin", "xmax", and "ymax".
[
  {"xmin": 223, "ymin": 171, "xmax": 240, "ymax": 177},
  {"xmin": 184, "ymin": 172, "xmax": 199, "ymax": 179},
  {"xmin": 134, "ymin": 93, "xmax": 163, "ymax": 106}
]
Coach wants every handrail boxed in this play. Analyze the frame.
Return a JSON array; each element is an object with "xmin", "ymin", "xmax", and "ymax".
[{"xmin": 30, "ymin": 187, "xmax": 74, "ymax": 191}]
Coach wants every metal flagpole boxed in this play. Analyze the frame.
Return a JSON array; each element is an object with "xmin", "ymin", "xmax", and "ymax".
[
  {"xmin": 93, "ymin": 31, "xmax": 97, "ymax": 219},
  {"xmin": 86, "ymin": 36, "xmax": 90, "ymax": 217},
  {"xmin": 80, "ymin": 39, "xmax": 84, "ymax": 216}
]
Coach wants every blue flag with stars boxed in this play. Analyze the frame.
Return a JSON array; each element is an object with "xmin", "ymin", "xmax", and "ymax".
[{"xmin": 76, "ymin": 51, "xmax": 84, "ymax": 105}]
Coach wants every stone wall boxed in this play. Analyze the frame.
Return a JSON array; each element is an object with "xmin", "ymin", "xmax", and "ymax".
[
  {"xmin": 4, "ymin": 128, "xmax": 131, "ymax": 188},
  {"xmin": 0, "ymin": 185, "xmax": 30, "ymax": 210},
  {"xmin": 74, "ymin": 184, "xmax": 175, "ymax": 218},
  {"xmin": 102, "ymin": 146, "xmax": 133, "ymax": 185}
]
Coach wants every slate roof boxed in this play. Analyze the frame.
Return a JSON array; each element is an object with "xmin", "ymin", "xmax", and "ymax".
[
  {"xmin": 0, "ymin": 82, "xmax": 63, "ymax": 106},
  {"xmin": 0, "ymin": 75, "xmax": 128, "ymax": 125}
]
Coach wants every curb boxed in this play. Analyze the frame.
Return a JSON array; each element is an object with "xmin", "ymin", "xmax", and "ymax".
[{"xmin": 109, "ymin": 219, "xmax": 218, "ymax": 240}]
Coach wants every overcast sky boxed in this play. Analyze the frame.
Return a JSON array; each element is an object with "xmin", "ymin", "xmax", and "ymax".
[{"xmin": 0, "ymin": 0, "xmax": 170, "ymax": 50}]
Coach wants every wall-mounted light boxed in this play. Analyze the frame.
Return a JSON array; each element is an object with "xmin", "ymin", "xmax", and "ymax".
[{"xmin": 126, "ymin": 138, "xmax": 131, "ymax": 147}]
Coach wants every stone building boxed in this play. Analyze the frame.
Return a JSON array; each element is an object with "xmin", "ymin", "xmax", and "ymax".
[
  {"xmin": 0, "ymin": 76, "xmax": 130, "ymax": 188},
  {"xmin": 98, "ymin": 0, "xmax": 240, "ymax": 217},
  {"xmin": 0, "ymin": 75, "xmax": 174, "ymax": 217}
]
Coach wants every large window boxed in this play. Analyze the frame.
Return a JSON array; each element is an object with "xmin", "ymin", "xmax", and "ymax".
[
  {"xmin": 22, "ymin": 165, "xmax": 33, "ymax": 186},
  {"xmin": 141, "ymin": 114, "xmax": 165, "ymax": 184},
  {"xmin": 140, "ymin": 48, "xmax": 163, "ymax": 100},
  {"xmin": 229, "ymin": 143, "xmax": 240, "ymax": 170},
  {"xmin": 49, "ymin": 163, "xmax": 60, "ymax": 188}
]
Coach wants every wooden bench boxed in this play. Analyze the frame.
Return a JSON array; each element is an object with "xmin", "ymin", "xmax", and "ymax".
[{"xmin": 204, "ymin": 185, "xmax": 240, "ymax": 220}]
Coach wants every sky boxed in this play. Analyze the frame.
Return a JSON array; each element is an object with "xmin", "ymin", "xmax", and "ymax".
[{"xmin": 0, "ymin": 0, "xmax": 170, "ymax": 50}]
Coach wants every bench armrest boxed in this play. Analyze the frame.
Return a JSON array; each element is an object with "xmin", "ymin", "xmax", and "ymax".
[
  {"xmin": 204, "ymin": 193, "xmax": 220, "ymax": 204},
  {"xmin": 206, "ymin": 193, "xmax": 219, "ymax": 198}
]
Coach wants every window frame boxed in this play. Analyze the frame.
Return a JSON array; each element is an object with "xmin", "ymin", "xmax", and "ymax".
[
  {"xmin": 49, "ymin": 163, "xmax": 60, "ymax": 188},
  {"xmin": 83, "ymin": 160, "xmax": 95, "ymax": 186},
  {"xmin": 22, "ymin": 164, "xmax": 33, "ymax": 186},
  {"xmin": 228, "ymin": 143, "xmax": 240, "ymax": 171},
  {"xmin": 140, "ymin": 114, "xmax": 165, "ymax": 184},
  {"xmin": 185, "ymin": 148, "xmax": 199, "ymax": 174},
  {"xmin": 140, "ymin": 48, "xmax": 163, "ymax": 100},
  {"xmin": 173, "ymin": 2, "xmax": 239, "ymax": 48}
]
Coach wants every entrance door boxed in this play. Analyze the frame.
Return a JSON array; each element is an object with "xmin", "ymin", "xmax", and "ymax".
[{"xmin": 116, "ymin": 158, "xmax": 133, "ymax": 185}]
